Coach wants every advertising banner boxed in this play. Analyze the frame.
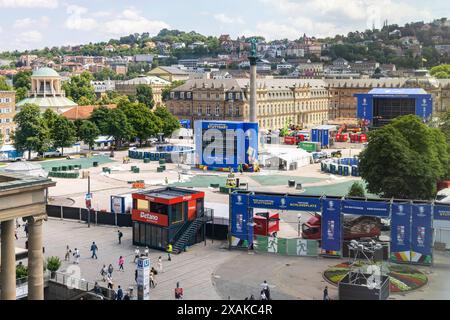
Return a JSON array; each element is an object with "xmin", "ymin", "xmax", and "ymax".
[
  {"xmin": 415, "ymin": 95, "xmax": 433, "ymax": 121},
  {"xmin": 390, "ymin": 203, "xmax": 412, "ymax": 263},
  {"xmin": 321, "ymin": 199, "xmax": 342, "ymax": 256},
  {"xmin": 230, "ymin": 193, "xmax": 252, "ymax": 248},
  {"xmin": 434, "ymin": 204, "xmax": 450, "ymax": 221},
  {"xmin": 410, "ymin": 204, "xmax": 433, "ymax": 265},
  {"xmin": 249, "ymin": 195, "xmax": 321, "ymax": 211},
  {"xmin": 341, "ymin": 200, "xmax": 390, "ymax": 217},
  {"xmin": 111, "ymin": 196, "xmax": 125, "ymax": 214},
  {"xmin": 131, "ymin": 209, "xmax": 169, "ymax": 227}
]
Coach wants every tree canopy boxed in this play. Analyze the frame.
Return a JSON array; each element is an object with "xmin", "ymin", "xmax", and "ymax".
[
  {"xmin": 135, "ymin": 84, "xmax": 154, "ymax": 109},
  {"xmin": 120, "ymin": 101, "xmax": 162, "ymax": 145},
  {"xmin": 359, "ymin": 115, "xmax": 449, "ymax": 200},
  {"xmin": 0, "ymin": 76, "xmax": 11, "ymax": 90},
  {"xmin": 61, "ymin": 71, "xmax": 96, "ymax": 104},
  {"xmin": 78, "ymin": 120, "xmax": 100, "ymax": 150},
  {"xmin": 154, "ymin": 106, "xmax": 180, "ymax": 137}
]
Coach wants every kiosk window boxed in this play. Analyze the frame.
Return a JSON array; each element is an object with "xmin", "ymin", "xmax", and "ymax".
[
  {"xmin": 139, "ymin": 223, "xmax": 146, "ymax": 244},
  {"xmin": 150, "ymin": 202, "xmax": 168, "ymax": 215},
  {"xmin": 172, "ymin": 202, "xmax": 184, "ymax": 224},
  {"xmin": 137, "ymin": 199, "xmax": 149, "ymax": 211},
  {"xmin": 133, "ymin": 222, "xmax": 139, "ymax": 243}
]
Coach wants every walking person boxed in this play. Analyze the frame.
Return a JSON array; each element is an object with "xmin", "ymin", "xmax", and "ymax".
[
  {"xmin": 90, "ymin": 242, "xmax": 98, "ymax": 259},
  {"xmin": 133, "ymin": 247, "xmax": 140, "ymax": 263},
  {"xmin": 117, "ymin": 230, "xmax": 123, "ymax": 244},
  {"xmin": 174, "ymin": 282, "xmax": 183, "ymax": 300},
  {"xmin": 260, "ymin": 290, "xmax": 267, "ymax": 300},
  {"xmin": 14, "ymin": 229, "xmax": 18, "ymax": 240},
  {"xmin": 107, "ymin": 274, "xmax": 114, "ymax": 290},
  {"xmin": 100, "ymin": 265, "xmax": 108, "ymax": 282},
  {"xmin": 135, "ymin": 269, "xmax": 138, "ymax": 283},
  {"xmin": 149, "ymin": 270, "xmax": 156, "ymax": 288},
  {"xmin": 65, "ymin": 245, "xmax": 72, "ymax": 262},
  {"xmin": 118, "ymin": 256, "xmax": 125, "ymax": 271},
  {"xmin": 73, "ymin": 248, "xmax": 80, "ymax": 264},
  {"xmin": 167, "ymin": 243, "xmax": 173, "ymax": 261},
  {"xmin": 94, "ymin": 282, "xmax": 102, "ymax": 296},
  {"xmin": 144, "ymin": 246, "xmax": 149, "ymax": 257},
  {"xmin": 157, "ymin": 256, "xmax": 163, "ymax": 273},
  {"xmin": 108, "ymin": 264, "xmax": 114, "ymax": 278},
  {"xmin": 24, "ymin": 223, "xmax": 29, "ymax": 238},
  {"xmin": 323, "ymin": 286, "xmax": 329, "ymax": 300},
  {"xmin": 116, "ymin": 285, "xmax": 123, "ymax": 300}
]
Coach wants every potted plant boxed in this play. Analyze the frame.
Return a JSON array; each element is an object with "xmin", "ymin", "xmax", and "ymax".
[{"xmin": 46, "ymin": 256, "xmax": 62, "ymax": 279}]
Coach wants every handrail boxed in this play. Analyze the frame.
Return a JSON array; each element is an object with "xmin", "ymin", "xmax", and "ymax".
[{"xmin": 50, "ymin": 271, "xmax": 115, "ymax": 299}]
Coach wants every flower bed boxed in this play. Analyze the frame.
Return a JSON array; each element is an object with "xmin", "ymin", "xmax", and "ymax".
[{"xmin": 323, "ymin": 262, "xmax": 428, "ymax": 294}]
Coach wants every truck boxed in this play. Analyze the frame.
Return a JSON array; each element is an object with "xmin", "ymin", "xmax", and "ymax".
[
  {"xmin": 301, "ymin": 214, "xmax": 381, "ymax": 240},
  {"xmin": 284, "ymin": 132, "xmax": 307, "ymax": 145}
]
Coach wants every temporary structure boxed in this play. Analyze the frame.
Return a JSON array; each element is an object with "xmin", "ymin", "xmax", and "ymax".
[
  {"xmin": 259, "ymin": 147, "xmax": 312, "ymax": 170},
  {"xmin": 4, "ymin": 161, "xmax": 47, "ymax": 177}
]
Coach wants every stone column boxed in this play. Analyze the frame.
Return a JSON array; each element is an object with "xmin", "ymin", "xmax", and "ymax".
[
  {"xmin": 249, "ymin": 57, "xmax": 257, "ymax": 123},
  {"xmin": 27, "ymin": 215, "xmax": 45, "ymax": 300},
  {"xmin": 1, "ymin": 219, "xmax": 16, "ymax": 300}
]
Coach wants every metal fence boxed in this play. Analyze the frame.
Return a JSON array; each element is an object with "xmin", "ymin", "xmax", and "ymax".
[
  {"xmin": 51, "ymin": 271, "xmax": 115, "ymax": 300},
  {"xmin": 46, "ymin": 205, "xmax": 132, "ymax": 227}
]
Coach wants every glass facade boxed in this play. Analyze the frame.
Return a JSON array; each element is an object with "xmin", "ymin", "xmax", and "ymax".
[{"xmin": 134, "ymin": 221, "xmax": 169, "ymax": 250}]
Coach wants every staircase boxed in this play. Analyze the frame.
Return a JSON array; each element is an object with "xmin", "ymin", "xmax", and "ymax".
[{"xmin": 172, "ymin": 216, "xmax": 205, "ymax": 254}]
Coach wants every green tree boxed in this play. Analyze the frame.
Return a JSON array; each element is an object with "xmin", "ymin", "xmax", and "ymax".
[
  {"xmin": 105, "ymin": 108, "xmax": 133, "ymax": 147},
  {"xmin": 347, "ymin": 182, "xmax": 366, "ymax": 197},
  {"xmin": 0, "ymin": 76, "xmax": 11, "ymax": 90},
  {"xmin": 135, "ymin": 84, "xmax": 155, "ymax": 108},
  {"xmin": 78, "ymin": 120, "xmax": 100, "ymax": 150},
  {"xmin": 120, "ymin": 102, "xmax": 162, "ymax": 146},
  {"xmin": 359, "ymin": 115, "xmax": 448, "ymax": 200},
  {"xmin": 89, "ymin": 106, "xmax": 111, "ymax": 134},
  {"xmin": 45, "ymin": 256, "xmax": 62, "ymax": 273},
  {"xmin": 42, "ymin": 108, "xmax": 59, "ymax": 129},
  {"xmin": 12, "ymin": 70, "xmax": 32, "ymax": 89},
  {"xmin": 61, "ymin": 71, "xmax": 96, "ymax": 104},
  {"xmin": 13, "ymin": 104, "xmax": 51, "ymax": 160},
  {"xmin": 78, "ymin": 96, "xmax": 93, "ymax": 106},
  {"xmin": 15, "ymin": 87, "xmax": 28, "ymax": 102},
  {"xmin": 430, "ymin": 64, "xmax": 450, "ymax": 78},
  {"xmin": 154, "ymin": 106, "xmax": 180, "ymax": 137},
  {"xmin": 51, "ymin": 116, "xmax": 77, "ymax": 156}
]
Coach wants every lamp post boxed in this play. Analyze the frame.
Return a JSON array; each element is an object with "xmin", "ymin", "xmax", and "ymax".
[
  {"xmin": 297, "ymin": 213, "xmax": 302, "ymax": 237},
  {"xmin": 86, "ymin": 171, "xmax": 91, "ymax": 228}
]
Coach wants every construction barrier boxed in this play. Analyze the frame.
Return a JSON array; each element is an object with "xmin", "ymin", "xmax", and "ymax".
[{"xmin": 254, "ymin": 235, "xmax": 319, "ymax": 257}]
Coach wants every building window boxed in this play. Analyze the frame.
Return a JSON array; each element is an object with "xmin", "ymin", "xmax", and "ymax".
[
  {"xmin": 228, "ymin": 93, "xmax": 233, "ymax": 100},
  {"xmin": 228, "ymin": 105, "xmax": 233, "ymax": 116},
  {"xmin": 206, "ymin": 105, "xmax": 211, "ymax": 115},
  {"xmin": 170, "ymin": 92, "xmax": 175, "ymax": 99},
  {"xmin": 197, "ymin": 106, "xmax": 202, "ymax": 114},
  {"xmin": 137, "ymin": 199, "xmax": 149, "ymax": 211},
  {"xmin": 187, "ymin": 92, "xmax": 191, "ymax": 99},
  {"xmin": 172, "ymin": 202, "xmax": 184, "ymax": 224},
  {"xmin": 235, "ymin": 106, "xmax": 240, "ymax": 116},
  {"xmin": 215, "ymin": 105, "xmax": 220, "ymax": 115},
  {"xmin": 236, "ymin": 92, "xmax": 240, "ymax": 99},
  {"xmin": 150, "ymin": 202, "xmax": 168, "ymax": 215},
  {"xmin": 180, "ymin": 92, "xmax": 185, "ymax": 99}
]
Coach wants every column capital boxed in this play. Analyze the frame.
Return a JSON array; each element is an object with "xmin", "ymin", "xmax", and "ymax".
[{"xmin": 25, "ymin": 213, "xmax": 47, "ymax": 224}]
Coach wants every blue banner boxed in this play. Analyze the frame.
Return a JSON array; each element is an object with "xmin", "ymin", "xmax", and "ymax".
[
  {"xmin": 434, "ymin": 204, "xmax": 450, "ymax": 221},
  {"xmin": 341, "ymin": 200, "xmax": 390, "ymax": 217},
  {"xmin": 321, "ymin": 199, "xmax": 342, "ymax": 254},
  {"xmin": 410, "ymin": 204, "xmax": 432, "ymax": 264},
  {"xmin": 390, "ymin": 203, "xmax": 412, "ymax": 262},
  {"xmin": 230, "ymin": 193, "xmax": 251, "ymax": 245},
  {"xmin": 356, "ymin": 94, "xmax": 373, "ymax": 123},
  {"xmin": 415, "ymin": 95, "xmax": 433, "ymax": 122},
  {"xmin": 249, "ymin": 195, "xmax": 321, "ymax": 212}
]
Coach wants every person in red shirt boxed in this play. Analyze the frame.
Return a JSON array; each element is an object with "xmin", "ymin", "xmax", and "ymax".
[{"xmin": 174, "ymin": 282, "xmax": 183, "ymax": 300}]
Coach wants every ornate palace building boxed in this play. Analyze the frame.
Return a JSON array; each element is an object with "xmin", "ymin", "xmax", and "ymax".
[{"xmin": 165, "ymin": 78, "xmax": 330, "ymax": 129}]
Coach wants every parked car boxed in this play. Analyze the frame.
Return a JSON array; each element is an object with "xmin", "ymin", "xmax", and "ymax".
[{"xmin": 39, "ymin": 150, "xmax": 62, "ymax": 158}]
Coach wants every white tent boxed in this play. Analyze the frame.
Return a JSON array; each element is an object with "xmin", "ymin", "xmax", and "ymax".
[
  {"xmin": 172, "ymin": 128, "xmax": 193, "ymax": 139},
  {"xmin": 259, "ymin": 147, "xmax": 312, "ymax": 171},
  {"xmin": 4, "ymin": 161, "xmax": 47, "ymax": 177}
]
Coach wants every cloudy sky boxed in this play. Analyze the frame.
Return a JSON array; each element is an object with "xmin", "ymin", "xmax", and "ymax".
[{"xmin": 0, "ymin": 0, "xmax": 447, "ymax": 51}]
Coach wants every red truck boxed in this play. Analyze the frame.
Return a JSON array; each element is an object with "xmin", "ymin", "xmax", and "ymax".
[
  {"xmin": 301, "ymin": 214, "xmax": 381, "ymax": 240},
  {"xmin": 284, "ymin": 133, "xmax": 306, "ymax": 145}
]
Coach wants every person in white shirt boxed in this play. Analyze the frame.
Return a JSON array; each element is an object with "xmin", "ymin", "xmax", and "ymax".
[
  {"xmin": 73, "ymin": 248, "xmax": 80, "ymax": 264},
  {"xmin": 133, "ymin": 247, "xmax": 140, "ymax": 263},
  {"xmin": 158, "ymin": 256, "xmax": 163, "ymax": 273},
  {"xmin": 144, "ymin": 247, "xmax": 149, "ymax": 257}
]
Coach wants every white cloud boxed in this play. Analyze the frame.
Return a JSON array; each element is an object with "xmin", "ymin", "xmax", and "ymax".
[
  {"xmin": 258, "ymin": 0, "xmax": 435, "ymax": 36},
  {"xmin": 92, "ymin": 11, "xmax": 111, "ymax": 18},
  {"xmin": 65, "ymin": 5, "xmax": 98, "ymax": 31},
  {"xmin": 17, "ymin": 30, "xmax": 42, "ymax": 43},
  {"xmin": 103, "ymin": 8, "xmax": 170, "ymax": 36},
  {"xmin": 14, "ymin": 16, "xmax": 49, "ymax": 29},
  {"xmin": 243, "ymin": 22, "xmax": 300, "ymax": 40},
  {"xmin": 213, "ymin": 13, "xmax": 244, "ymax": 24},
  {"xmin": 0, "ymin": 0, "xmax": 58, "ymax": 8}
]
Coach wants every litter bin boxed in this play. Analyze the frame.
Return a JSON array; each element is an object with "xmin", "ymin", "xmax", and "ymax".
[
  {"xmin": 133, "ymin": 167, "xmax": 140, "ymax": 173},
  {"xmin": 159, "ymin": 159, "xmax": 166, "ymax": 165},
  {"xmin": 93, "ymin": 162, "xmax": 99, "ymax": 167},
  {"xmin": 288, "ymin": 180, "xmax": 296, "ymax": 187},
  {"xmin": 157, "ymin": 167, "xmax": 164, "ymax": 173},
  {"xmin": 144, "ymin": 158, "xmax": 150, "ymax": 163}
]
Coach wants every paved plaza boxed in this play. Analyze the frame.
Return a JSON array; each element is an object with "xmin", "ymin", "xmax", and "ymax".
[{"xmin": 13, "ymin": 218, "xmax": 450, "ymax": 300}]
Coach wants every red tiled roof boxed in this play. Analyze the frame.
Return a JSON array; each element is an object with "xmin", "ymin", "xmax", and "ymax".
[{"xmin": 62, "ymin": 104, "xmax": 117, "ymax": 121}]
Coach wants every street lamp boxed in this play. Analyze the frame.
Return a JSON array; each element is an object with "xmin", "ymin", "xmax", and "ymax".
[{"xmin": 297, "ymin": 213, "xmax": 302, "ymax": 237}]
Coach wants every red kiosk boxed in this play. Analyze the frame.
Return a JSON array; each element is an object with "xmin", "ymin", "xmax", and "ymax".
[{"xmin": 132, "ymin": 187, "xmax": 205, "ymax": 251}]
